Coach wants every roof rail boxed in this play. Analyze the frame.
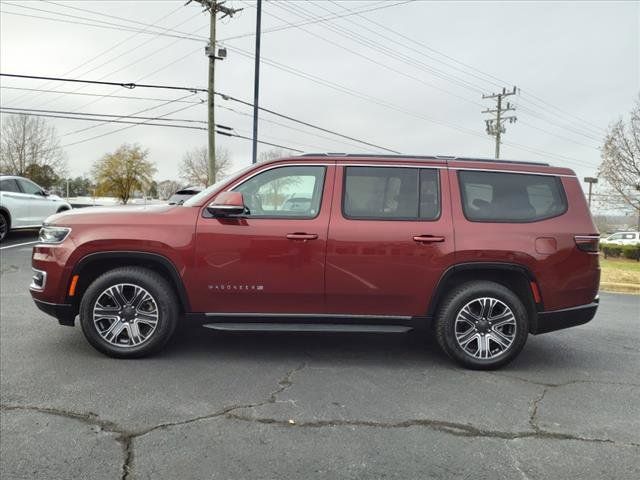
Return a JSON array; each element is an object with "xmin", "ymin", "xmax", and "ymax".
[{"xmin": 298, "ymin": 153, "xmax": 549, "ymax": 166}]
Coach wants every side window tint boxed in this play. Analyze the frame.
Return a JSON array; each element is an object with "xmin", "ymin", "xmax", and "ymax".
[
  {"xmin": 234, "ymin": 165, "xmax": 325, "ymax": 218},
  {"xmin": 17, "ymin": 179, "xmax": 42, "ymax": 195},
  {"xmin": 459, "ymin": 171, "xmax": 567, "ymax": 222},
  {"xmin": 0, "ymin": 179, "xmax": 21, "ymax": 192},
  {"xmin": 343, "ymin": 167, "xmax": 440, "ymax": 220}
]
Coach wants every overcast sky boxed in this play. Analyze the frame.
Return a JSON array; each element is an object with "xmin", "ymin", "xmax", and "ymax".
[{"xmin": 1, "ymin": 0, "xmax": 638, "ymax": 185}]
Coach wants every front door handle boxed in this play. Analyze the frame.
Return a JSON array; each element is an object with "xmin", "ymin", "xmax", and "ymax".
[
  {"xmin": 286, "ymin": 233, "xmax": 319, "ymax": 241},
  {"xmin": 413, "ymin": 235, "xmax": 445, "ymax": 243}
]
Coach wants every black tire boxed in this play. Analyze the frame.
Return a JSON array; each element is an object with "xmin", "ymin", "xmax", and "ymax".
[
  {"xmin": 0, "ymin": 212, "xmax": 8, "ymax": 242},
  {"xmin": 79, "ymin": 267, "xmax": 178, "ymax": 358},
  {"xmin": 435, "ymin": 281, "xmax": 528, "ymax": 370}
]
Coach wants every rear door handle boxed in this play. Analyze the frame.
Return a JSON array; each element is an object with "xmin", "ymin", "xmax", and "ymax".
[
  {"xmin": 413, "ymin": 235, "xmax": 445, "ymax": 243},
  {"xmin": 286, "ymin": 233, "xmax": 319, "ymax": 241}
]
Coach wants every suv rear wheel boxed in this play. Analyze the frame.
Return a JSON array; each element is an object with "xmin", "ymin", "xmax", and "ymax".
[
  {"xmin": 435, "ymin": 281, "xmax": 528, "ymax": 370},
  {"xmin": 79, "ymin": 267, "xmax": 178, "ymax": 358}
]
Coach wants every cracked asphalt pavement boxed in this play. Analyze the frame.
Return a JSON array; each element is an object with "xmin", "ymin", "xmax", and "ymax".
[{"xmin": 1, "ymin": 232, "xmax": 639, "ymax": 479}]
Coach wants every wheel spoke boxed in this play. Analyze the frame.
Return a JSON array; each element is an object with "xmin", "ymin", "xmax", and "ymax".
[
  {"xmin": 127, "ymin": 322, "xmax": 144, "ymax": 345},
  {"xmin": 488, "ymin": 332, "xmax": 510, "ymax": 350},
  {"xmin": 130, "ymin": 287, "xmax": 150, "ymax": 308},
  {"xmin": 136, "ymin": 312, "xmax": 158, "ymax": 325},
  {"xmin": 457, "ymin": 331, "xmax": 479, "ymax": 350},
  {"xmin": 103, "ymin": 320, "xmax": 125, "ymax": 343},
  {"xmin": 490, "ymin": 328, "xmax": 514, "ymax": 348},
  {"xmin": 475, "ymin": 334, "xmax": 490, "ymax": 359},
  {"xmin": 458, "ymin": 307, "xmax": 479, "ymax": 326},
  {"xmin": 94, "ymin": 307, "xmax": 119, "ymax": 318},
  {"xmin": 106, "ymin": 285, "xmax": 127, "ymax": 308}
]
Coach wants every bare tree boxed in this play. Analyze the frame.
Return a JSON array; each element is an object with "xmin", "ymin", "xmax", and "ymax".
[
  {"xmin": 180, "ymin": 147, "xmax": 231, "ymax": 186},
  {"xmin": 599, "ymin": 97, "xmax": 640, "ymax": 227},
  {"xmin": 157, "ymin": 179, "xmax": 182, "ymax": 200},
  {"xmin": 0, "ymin": 114, "xmax": 68, "ymax": 186}
]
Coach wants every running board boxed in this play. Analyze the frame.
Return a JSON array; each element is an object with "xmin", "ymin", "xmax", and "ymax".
[{"xmin": 202, "ymin": 323, "xmax": 413, "ymax": 333}]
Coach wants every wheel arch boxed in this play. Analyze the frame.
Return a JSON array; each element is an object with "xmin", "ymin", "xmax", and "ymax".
[
  {"xmin": 70, "ymin": 251, "xmax": 191, "ymax": 314},
  {"xmin": 428, "ymin": 262, "xmax": 541, "ymax": 333}
]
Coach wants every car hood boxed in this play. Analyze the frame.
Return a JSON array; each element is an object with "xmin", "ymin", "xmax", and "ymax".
[{"xmin": 45, "ymin": 204, "xmax": 180, "ymax": 226}]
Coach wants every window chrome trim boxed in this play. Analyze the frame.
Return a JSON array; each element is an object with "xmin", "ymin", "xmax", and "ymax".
[
  {"xmin": 225, "ymin": 162, "xmax": 334, "ymax": 191},
  {"xmin": 449, "ymin": 166, "xmax": 576, "ymax": 178}
]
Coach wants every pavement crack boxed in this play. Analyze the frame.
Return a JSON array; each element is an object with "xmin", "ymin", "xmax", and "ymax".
[
  {"xmin": 528, "ymin": 387, "xmax": 547, "ymax": 433},
  {"xmin": 268, "ymin": 361, "xmax": 307, "ymax": 404},
  {"xmin": 488, "ymin": 373, "xmax": 640, "ymax": 389},
  {"xmin": 223, "ymin": 411, "xmax": 633, "ymax": 446}
]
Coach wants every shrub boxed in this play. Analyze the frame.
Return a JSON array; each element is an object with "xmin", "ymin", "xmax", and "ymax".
[
  {"xmin": 622, "ymin": 245, "xmax": 640, "ymax": 261},
  {"xmin": 601, "ymin": 244, "xmax": 624, "ymax": 258}
]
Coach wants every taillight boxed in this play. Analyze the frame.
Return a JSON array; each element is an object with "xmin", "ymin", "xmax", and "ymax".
[{"xmin": 574, "ymin": 235, "xmax": 599, "ymax": 253}]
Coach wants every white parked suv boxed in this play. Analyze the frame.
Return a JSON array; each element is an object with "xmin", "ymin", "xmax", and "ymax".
[
  {"xmin": 0, "ymin": 175, "xmax": 72, "ymax": 241},
  {"xmin": 601, "ymin": 231, "xmax": 640, "ymax": 246}
]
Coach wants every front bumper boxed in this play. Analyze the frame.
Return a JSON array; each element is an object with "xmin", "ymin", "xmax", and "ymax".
[
  {"xmin": 533, "ymin": 298, "xmax": 599, "ymax": 334},
  {"xmin": 33, "ymin": 299, "xmax": 76, "ymax": 327}
]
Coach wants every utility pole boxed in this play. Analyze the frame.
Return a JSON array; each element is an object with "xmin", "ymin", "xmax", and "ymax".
[
  {"xmin": 187, "ymin": 0, "xmax": 241, "ymax": 184},
  {"xmin": 251, "ymin": 0, "xmax": 262, "ymax": 164},
  {"xmin": 482, "ymin": 86, "xmax": 517, "ymax": 159},
  {"xmin": 583, "ymin": 177, "xmax": 598, "ymax": 208}
]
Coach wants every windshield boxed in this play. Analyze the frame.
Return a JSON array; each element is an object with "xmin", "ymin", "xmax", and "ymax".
[{"xmin": 182, "ymin": 164, "xmax": 256, "ymax": 206}]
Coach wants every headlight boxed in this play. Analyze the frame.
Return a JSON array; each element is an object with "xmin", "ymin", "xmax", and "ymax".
[{"xmin": 39, "ymin": 226, "xmax": 71, "ymax": 244}]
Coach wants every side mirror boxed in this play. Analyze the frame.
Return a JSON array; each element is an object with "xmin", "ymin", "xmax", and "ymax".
[
  {"xmin": 206, "ymin": 191, "xmax": 246, "ymax": 217},
  {"xmin": 39, "ymin": 190, "xmax": 49, "ymax": 197}
]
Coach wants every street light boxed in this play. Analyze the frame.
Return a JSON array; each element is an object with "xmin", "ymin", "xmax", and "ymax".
[{"xmin": 584, "ymin": 177, "xmax": 598, "ymax": 208}]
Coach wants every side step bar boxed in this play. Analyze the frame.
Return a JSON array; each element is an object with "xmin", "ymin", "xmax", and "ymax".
[{"xmin": 202, "ymin": 323, "xmax": 413, "ymax": 333}]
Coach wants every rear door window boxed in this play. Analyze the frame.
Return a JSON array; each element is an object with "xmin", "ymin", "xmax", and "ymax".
[
  {"xmin": 0, "ymin": 179, "xmax": 21, "ymax": 192},
  {"xmin": 458, "ymin": 170, "xmax": 567, "ymax": 222},
  {"xmin": 343, "ymin": 166, "xmax": 440, "ymax": 220}
]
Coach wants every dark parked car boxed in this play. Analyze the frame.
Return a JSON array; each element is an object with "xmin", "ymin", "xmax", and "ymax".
[
  {"xmin": 168, "ymin": 186, "xmax": 202, "ymax": 204},
  {"xmin": 30, "ymin": 154, "xmax": 599, "ymax": 369}
]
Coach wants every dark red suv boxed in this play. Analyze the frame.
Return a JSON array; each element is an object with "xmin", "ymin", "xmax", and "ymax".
[{"xmin": 30, "ymin": 155, "xmax": 600, "ymax": 369}]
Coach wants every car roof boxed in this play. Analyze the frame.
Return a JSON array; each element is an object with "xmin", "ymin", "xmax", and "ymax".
[
  {"xmin": 274, "ymin": 153, "xmax": 576, "ymax": 176},
  {"xmin": 299, "ymin": 153, "xmax": 549, "ymax": 167}
]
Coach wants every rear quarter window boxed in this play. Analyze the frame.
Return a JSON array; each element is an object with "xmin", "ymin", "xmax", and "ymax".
[{"xmin": 458, "ymin": 170, "xmax": 567, "ymax": 222}]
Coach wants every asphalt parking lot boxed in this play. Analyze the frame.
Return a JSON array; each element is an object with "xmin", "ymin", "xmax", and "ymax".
[{"xmin": 1, "ymin": 231, "xmax": 639, "ymax": 480}]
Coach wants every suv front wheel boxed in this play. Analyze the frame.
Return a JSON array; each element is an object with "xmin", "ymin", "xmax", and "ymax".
[
  {"xmin": 435, "ymin": 281, "xmax": 529, "ymax": 370},
  {"xmin": 79, "ymin": 267, "xmax": 178, "ymax": 358}
]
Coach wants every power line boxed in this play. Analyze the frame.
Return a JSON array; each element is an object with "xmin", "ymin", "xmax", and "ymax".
[
  {"xmin": 0, "ymin": 73, "xmax": 399, "ymax": 153},
  {"xmin": 215, "ymin": 92, "xmax": 401, "ymax": 154},
  {"xmin": 0, "ymin": 106, "xmax": 303, "ymax": 153},
  {"xmin": 1, "ymin": 71, "xmax": 598, "ymax": 167},
  {"xmin": 276, "ymin": 0, "xmax": 605, "ymax": 143},
  {"xmin": 0, "ymin": 73, "xmax": 207, "ymax": 93},
  {"xmin": 1, "ymin": 3, "xmax": 205, "ymax": 42},
  {"xmin": 1, "ymin": 86, "xmax": 204, "ymax": 104},
  {"xmin": 42, "ymin": 0, "xmax": 209, "ymax": 41},
  {"xmin": 320, "ymin": 0, "xmax": 606, "ymax": 138},
  {"xmin": 60, "ymin": 93, "xmax": 201, "ymax": 137},
  {"xmin": 224, "ymin": 45, "xmax": 599, "ymax": 168},
  {"xmin": 0, "ymin": 107, "xmax": 209, "ymax": 125},
  {"xmin": 0, "ymin": 110, "xmax": 207, "ymax": 131}
]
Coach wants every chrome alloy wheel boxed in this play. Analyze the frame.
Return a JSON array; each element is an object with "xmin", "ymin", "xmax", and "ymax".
[
  {"xmin": 454, "ymin": 297, "xmax": 517, "ymax": 360},
  {"xmin": 92, "ymin": 283, "xmax": 159, "ymax": 348}
]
